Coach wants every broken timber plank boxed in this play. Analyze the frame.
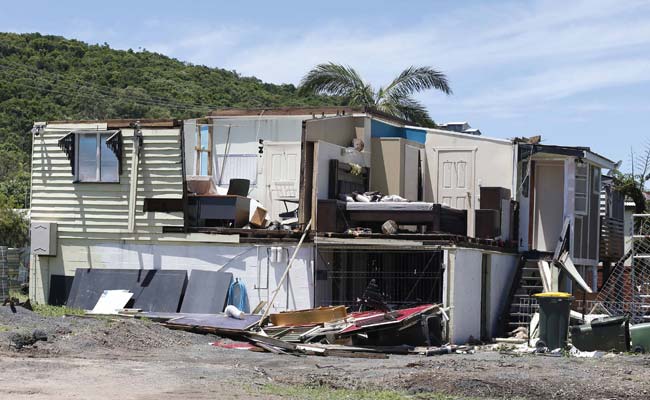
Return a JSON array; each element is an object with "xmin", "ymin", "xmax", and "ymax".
[
  {"xmin": 245, "ymin": 332, "xmax": 298, "ymax": 351},
  {"xmin": 553, "ymin": 218, "xmax": 571, "ymax": 261},
  {"xmin": 557, "ymin": 251, "xmax": 593, "ymax": 293},
  {"xmin": 538, "ymin": 260, "xmax": 552, "ymax": 292},
  {"xmin": 324, "ymin": 350, "xmax": 388, "ymax": 359}
]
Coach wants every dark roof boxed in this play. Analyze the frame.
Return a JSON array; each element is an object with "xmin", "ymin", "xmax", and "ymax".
[{"xmin": 518, "ymin": 143, "xmax": 616, "ymax": 167}]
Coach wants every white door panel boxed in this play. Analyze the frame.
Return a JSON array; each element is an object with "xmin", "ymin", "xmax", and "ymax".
[
  {"xmin": 264, "ymin": 144, "xmax": 301, "ymax": 221},
  {"xmin": 437, "ymin": 150, "xmax": 474, "ymax": 234}
]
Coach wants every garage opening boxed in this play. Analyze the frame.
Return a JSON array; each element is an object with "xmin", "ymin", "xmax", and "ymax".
[{"xmin": 315, "ymin": 248, "xmax": 444, "ymax": 309}]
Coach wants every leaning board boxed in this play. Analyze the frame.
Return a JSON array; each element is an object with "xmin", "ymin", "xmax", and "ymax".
[
  {"xmin": 66, "ymin": 269, "xmax": 188, "ymax": 313},
  {"xmin": 180, "ymin": 270, "xmax": 233, "ymax": 314}
]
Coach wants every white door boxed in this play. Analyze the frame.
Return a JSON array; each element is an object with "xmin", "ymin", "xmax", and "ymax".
[
  {"xmin": 437, "ymin": 150, "xmax": 475, "ymax": 233},
  {"xmin": 264, "ymin": 143, "xmax": 301, "ymax": 221}
]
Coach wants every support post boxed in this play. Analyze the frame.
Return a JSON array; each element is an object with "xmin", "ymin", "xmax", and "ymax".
[{"xmin": 128, "ymin": 122, "xmax": 143, "ymax": 233}]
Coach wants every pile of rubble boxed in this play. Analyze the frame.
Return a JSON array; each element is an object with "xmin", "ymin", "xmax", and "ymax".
[{"xmin": 155, "ymin": 303, "xmax": 474, "ymax": 358}]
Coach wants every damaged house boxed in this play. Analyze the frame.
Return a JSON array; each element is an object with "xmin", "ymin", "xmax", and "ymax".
[{"xmin": 27, "ymin": 107, "xmax": 620, "ymax": 344}]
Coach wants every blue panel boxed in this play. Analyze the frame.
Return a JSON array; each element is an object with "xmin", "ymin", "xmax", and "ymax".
[
  {"xmin": 371, "ymin": 119, "xmax": 404, "ymax": 139},
  {"xmin": 404, "ymin": 128, "xmax": 426, "ymax": 144},
  {"xmin": 370, "ymin": 119, "xmax": 426, "ymax": 144}
]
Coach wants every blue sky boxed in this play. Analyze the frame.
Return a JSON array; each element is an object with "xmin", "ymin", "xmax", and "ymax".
[{"xmin": 3, "ymin": 0, "xmax": 650, "ymax": 173}]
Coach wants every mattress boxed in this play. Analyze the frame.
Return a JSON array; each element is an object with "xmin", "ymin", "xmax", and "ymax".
[{"xmin": 345, "ymin": 202, "xmax": 435, "ymax": 212}]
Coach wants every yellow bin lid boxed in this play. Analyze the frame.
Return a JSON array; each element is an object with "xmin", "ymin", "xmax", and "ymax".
[{"xmin": 533, "ymin": 292, "xmax": 572, "ymax": 298}]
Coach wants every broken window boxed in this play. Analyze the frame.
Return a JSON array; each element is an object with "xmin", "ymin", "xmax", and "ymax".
[{"xmin": 519, "ymin": 161, "xmax": 530, "ymax": 197}]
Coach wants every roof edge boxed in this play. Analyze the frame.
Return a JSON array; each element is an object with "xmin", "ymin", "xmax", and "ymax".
[
  {"xmin": 209, "ymin": 106, "xmax": 418, "ymax": 127},
  {"xmin": 45, "ymin": 118, "xmax": 182, "ymax": 128}
]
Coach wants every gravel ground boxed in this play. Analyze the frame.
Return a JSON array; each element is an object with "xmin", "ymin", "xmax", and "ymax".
[{"xmin": 2, "ymin": 305, "xmax": 650, "ymax": 399}]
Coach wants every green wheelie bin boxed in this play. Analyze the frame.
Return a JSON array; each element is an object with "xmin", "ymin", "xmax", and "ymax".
[
  {"xmin": 570, "ymin": 316, "xmax": 630, "ymax": 352},
  {"xmin": 533, "ymin": 292, "xmax": 573, "ymax": 350},
  {"xmin": 630, "ymin": 322, "xmax": 650, "ymax": 353}
]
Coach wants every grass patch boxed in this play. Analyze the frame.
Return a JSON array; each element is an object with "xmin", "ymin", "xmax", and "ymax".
[
  {"xmin": 8, "ymin": 290, "xmax": 28, "ymax": 303},
  {"xmin": 0, "ymin": 325, "xmax": 10, "ymax": 332},
  {"xmin": 260, "ymin": 384, "xmax": 468, "ymax": 400},
  {"xmin": 32, "ymin": 304, "xmax": 85, "ymax": 317}
]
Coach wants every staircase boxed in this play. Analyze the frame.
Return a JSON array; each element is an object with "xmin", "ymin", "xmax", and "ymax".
[{"xmin": 502, "ymin": 253, "xmax": 549, "ymax": 333}]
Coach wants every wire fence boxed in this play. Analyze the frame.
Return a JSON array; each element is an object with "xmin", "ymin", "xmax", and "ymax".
[
  {"xmin": 596, "ymin": 214, "xmax": 650, "ymax": 323},
  {"xmin": 315, "ymin": 249, "xmax": 444, "ymax": 309},
  {"xmin": 0, "ymin": 246, "xmax": 26, "ymax": 300}
]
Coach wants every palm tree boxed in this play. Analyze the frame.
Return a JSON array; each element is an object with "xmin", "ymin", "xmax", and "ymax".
[{"xmin": 298, "ymin": 62, "xmax": 451, "ymax": 127}]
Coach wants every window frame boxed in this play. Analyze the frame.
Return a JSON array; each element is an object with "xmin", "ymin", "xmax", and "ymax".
[
  {"xmin": 574, "ymin": 162, "xmax": 589, "ymax": 216},
  {"xmin": 591, "ymin": 166, "xmax": 601, "ymax": 196},
  {"xmin": 195, "ymin": 124, "xmax": 213, "ymax": 176},
  {"xmin": 74, "ymin": 131, "xmax": 120, "ymax": 183}
]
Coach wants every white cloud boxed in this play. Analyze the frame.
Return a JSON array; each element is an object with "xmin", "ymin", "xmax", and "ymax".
[
  {"xmin": 454, "ymin": 57, "xmax": 650, "ymax": 112},
  {"xmin": 145, "ymin": 26, "xmax": 252, "ymax": 66},
  {"xmin": 143, "ymin": 0, "xmax": 650, "ymax": 120}
]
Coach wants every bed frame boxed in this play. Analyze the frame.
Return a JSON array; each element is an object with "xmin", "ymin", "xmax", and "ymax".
[{"xmin": 327, "ymin": 159, "xmax": 467, "ymax": 235}]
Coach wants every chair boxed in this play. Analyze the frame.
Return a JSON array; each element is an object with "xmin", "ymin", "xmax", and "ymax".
[{"xmin": 227, "ymin": 178, "xmax": 250, "ymax": 197}]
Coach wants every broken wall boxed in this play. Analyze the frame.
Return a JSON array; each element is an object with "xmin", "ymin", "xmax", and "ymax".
[
  {"xmin": 447, "ymin": 248, "xmax": 518, "ymax": 343},
  {"xmin": 301, "ymin": 116, "xmax": 370, "ymax": 227},
  {"xmin": 304, "ymin": 115, "xmax": 369, "ymax": 150}
]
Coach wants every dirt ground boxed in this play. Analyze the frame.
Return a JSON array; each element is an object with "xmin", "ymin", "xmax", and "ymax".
[{"xmin": 2, "ymin": 305, "xmax": 650, "ymax": 400}]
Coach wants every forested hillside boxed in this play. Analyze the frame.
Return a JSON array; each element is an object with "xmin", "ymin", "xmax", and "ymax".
[{"xmin": 0, "ymin": 32, "xmax": 340, "ymax": 208}]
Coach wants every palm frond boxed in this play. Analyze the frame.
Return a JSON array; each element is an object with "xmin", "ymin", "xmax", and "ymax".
[
  {"xmin": 638, "ymin": 141, "xmax": 650, "ymax": 182},
  {"xmin": 298, "ymin": 63, "xmax": 374, "ymax": 105},
  {"xmin": 382, "ymin": 66, "xmax": 452, "ymax": 99},
  {"xmin": 631, "ymin": 140, "xmax": 650, "ymax": 189},
  {"xmin": 380, "ymin": 94, "xmax": 436, "ymax": 127}
]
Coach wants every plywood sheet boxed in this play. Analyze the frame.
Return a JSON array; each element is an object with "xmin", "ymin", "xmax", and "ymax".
[
  {"xmin": 168, "ymin": 313, "xmax": 261, "ymax": 331},
  {"xmin": 67, "ymin": 268, "xmax": 187, "ymax": 312},
  {"xmin": 89, "ymin": 290, "xmax": 133, "ymax": 314},
  {"xmin": 180, "ymin": 270, "xmax": 233, "ymax": 314}
]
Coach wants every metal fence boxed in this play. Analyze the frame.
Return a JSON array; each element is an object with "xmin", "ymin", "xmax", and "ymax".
[
  {"xmin": 0, "ymin": 246, "xmax": 24, "ymax": 299},
  {"xmin": 315, "ymin": 249, "xmax": 444, "ymax": 309}
]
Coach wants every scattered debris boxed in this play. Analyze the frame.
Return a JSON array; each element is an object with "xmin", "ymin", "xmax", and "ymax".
[
  {"xmin": 269, "ymin": 306, "xmax": 347, "ymax": 327},
  {"xmin": 224, "ymin": 305, "xmax": 245, "ymax": 320},
  {"xmin": 9, "ymin": 329, "xmax": 48, "ymax": 349},
  {"xmin": 88, "ymin": 290, "xmax": 133, "ymax": 315}
]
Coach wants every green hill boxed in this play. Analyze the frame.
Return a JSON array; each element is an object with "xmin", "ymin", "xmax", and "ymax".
[{"xmin": 0, "ymin": 32, "xmax": 340, "ymax": 208}]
